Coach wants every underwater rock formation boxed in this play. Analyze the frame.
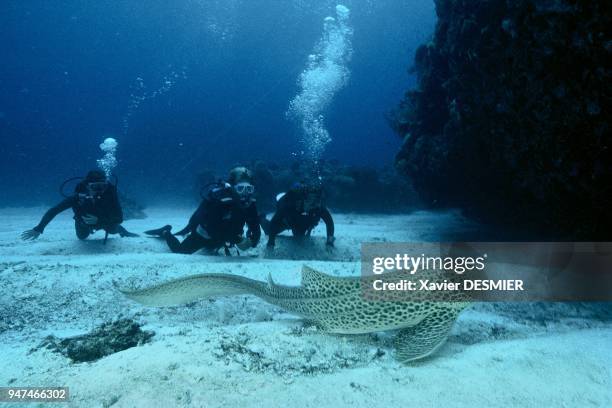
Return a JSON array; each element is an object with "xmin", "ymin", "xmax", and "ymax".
[
  {"xmin": 391, "ymin": 0, "xmax": 611, "ymax": 238},
  {"xmin": 37, "ymin": 318, "xmax": 154, "ymax": 363}
]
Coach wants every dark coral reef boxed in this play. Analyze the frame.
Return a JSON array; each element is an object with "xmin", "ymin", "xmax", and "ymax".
[{"xmin": 391, "ymin": 0, "xmax": 610, "ymax": 238}]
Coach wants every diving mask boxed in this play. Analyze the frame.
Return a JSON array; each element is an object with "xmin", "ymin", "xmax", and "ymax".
[
  {"xmin": 87, "ymin": 181, "xmax": 108, "ymax": 197},
  {"xmin": 234, "ymin": 182, "xmax": 255, "ymax": 199}
]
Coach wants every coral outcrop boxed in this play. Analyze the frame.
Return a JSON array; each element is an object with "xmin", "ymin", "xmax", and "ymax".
[{"xmin": 392, "ymin": 0, "xmax": 610, "ymax": 238}]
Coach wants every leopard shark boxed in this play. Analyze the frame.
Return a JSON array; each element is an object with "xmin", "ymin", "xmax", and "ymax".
[{"xmin": 117, "ymin": 266, "xmax": 470, "ymax": 362}]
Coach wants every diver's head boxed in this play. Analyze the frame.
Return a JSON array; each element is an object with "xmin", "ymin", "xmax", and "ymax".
[
  {"xmin": 228, "ymin": 166, "xmax": 252, "ymax": 186},
  {"xmin": 85, "ymin": 170, "xmax": 106, "ymax": 183},
  {"xmin": 228, "ymin": 166, "xmax": 255, "ymax": 206},
  {"xmin": 84, "ymin": 170, "xmax": 108, "ymax": 197}
]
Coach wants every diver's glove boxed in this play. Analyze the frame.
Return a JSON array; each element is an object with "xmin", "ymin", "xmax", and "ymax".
[
  {"xmin": 82, "ymin": 214, "xmax": 98, "ymax": 225},
  {"xmin": 236, "ymin": 237, "xmax": 253, "ymax": 251},
  {"xmin": 21, "ymin": 228, "xmax": 41, "ymax": 241},
  {"xmin": 326, "ymin": 236, "xmax": 335, "ymax": 248}
]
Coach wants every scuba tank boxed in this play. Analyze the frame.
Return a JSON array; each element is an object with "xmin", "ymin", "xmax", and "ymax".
[
  {"xmin": 200, "ymin": 180, "xmax": 234, "ymax": 203},
  {"xmin": 175, "ymin": 181, "xmax": 239, "ymax": 238}
]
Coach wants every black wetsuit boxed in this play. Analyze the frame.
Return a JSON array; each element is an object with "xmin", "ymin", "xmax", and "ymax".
[
  {"xmin": 33, "ymin": 183, "xmax": 128, "ymax": 239},
  {"xmin": 164, "ymin": 187, "xmax": 261, "ymax": 254},
  {"xmin": 263, "ymin": 190, "xmax": 334, "ymax": 247}
]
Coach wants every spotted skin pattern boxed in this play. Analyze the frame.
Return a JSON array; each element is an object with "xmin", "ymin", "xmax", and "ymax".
[{"xmin": 119, "ymin": 266, "xmax": 470, "ymax": 362}]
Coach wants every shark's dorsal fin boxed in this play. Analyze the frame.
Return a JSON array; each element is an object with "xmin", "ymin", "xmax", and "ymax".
[
  {"xmin": 267, "ymin": 272, "xmax": 276, "ymax": 289},
  {"xmin": 301, "ymin": 265, "xmax": 339, "ymax": 289}
]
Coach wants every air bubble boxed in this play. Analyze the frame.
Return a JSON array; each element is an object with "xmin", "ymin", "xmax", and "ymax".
[
  {"xmin": 97, "ymin": 137, "xmax": 118, "ymax": 178},
  {"xmin": 287, "ymin": 4, "xmax": 353, "ymax": 168}
]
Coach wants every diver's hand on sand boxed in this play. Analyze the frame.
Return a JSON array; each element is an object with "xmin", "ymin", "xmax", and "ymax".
[
  {"xmin": 21, "ymin": 229, "xmax": 41, "ymax": 241},
  {"xmin": 82, "ymin": 214, "xmax": 98, "ymax": 225},
  {"xmin": 326, "ymin": 236, "xmax": 335, "ymax": 248},
  {"xmin": 236, "ymin": 237, "xmax": 252, "ymax": 251}
]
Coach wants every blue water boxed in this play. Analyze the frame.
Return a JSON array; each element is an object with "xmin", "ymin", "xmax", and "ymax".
[{"xmin": 0, "ymin": 0, "xmax": 435, "ymax": 205}]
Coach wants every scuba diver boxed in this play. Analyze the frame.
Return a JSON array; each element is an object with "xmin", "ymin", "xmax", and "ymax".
[
  {"xmin": 261, "ymin": 182, "xmax": 335, "ymax": 249},
  {"xmin": 21, "ymin": 170, "xmax": 138, "ymax": 241},
  {"xmin": 145, "ymin": 166, "xmax": 261, "ymax": 255}
]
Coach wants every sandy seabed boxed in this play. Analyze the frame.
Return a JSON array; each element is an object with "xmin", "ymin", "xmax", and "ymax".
[{"xmin": 0, "ymin": 207, "xmax": 610, "ymax": 407}]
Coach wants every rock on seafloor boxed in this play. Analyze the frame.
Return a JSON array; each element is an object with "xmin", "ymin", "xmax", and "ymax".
[{"xmin": 34, "ymin": 318, "xmax": 155, "ymax": 363}]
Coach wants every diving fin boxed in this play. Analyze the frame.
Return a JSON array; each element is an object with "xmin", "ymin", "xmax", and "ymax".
[{"xmin": 144, "ymin": 225, "xmax": 172, "ymax": 237}]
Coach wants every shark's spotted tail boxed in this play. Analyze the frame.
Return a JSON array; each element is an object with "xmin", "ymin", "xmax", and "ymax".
[{"xmin": 117, "ymin": 273, "xmax": 267, "ymax": 307}]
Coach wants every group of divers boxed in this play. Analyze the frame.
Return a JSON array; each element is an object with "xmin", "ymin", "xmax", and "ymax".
[{"xmin": 21, "ymin": 166, "xmax": 336, "ymax": 255}]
